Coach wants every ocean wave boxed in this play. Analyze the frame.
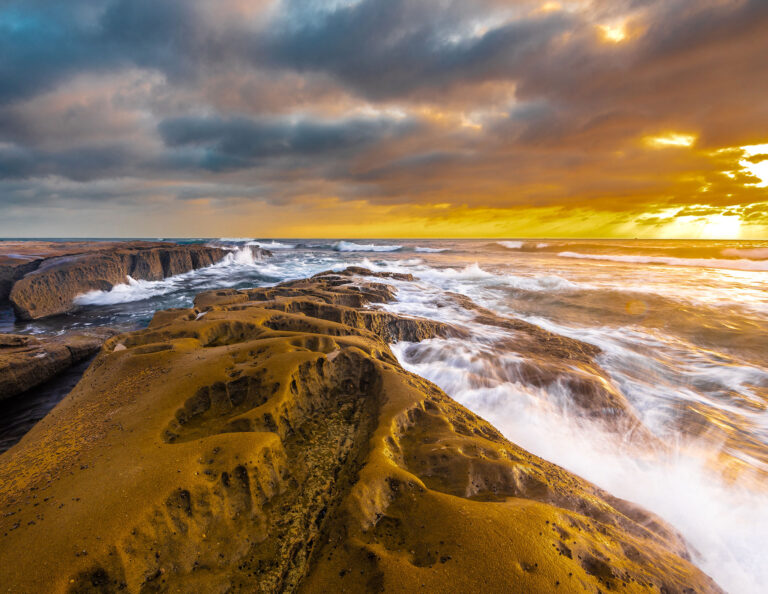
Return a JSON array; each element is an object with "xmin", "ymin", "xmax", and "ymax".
[
  {"xmin": 332, "ymin": 241, "xmax": 402, "ymax": 252},
  {"xmin": 505, "ymin": 274, "xmax": 578, "ymax": 292},
  {"xmin": 417, "ymin": 262, "xmax": 496, "ymax": 281},
  {"xmin": 559, "ymin": 251, "xmax": 768, "ymax": 271},
  {"xmin": 74, "ymin": 276, "xmax": 177, "ymax": 305},
  {"xmin": 497, "ymin": 241, "xmax": 524, "ymax": 249},
  {"xmin": 215, "ymin": 246, "xmax": 265, "ymax": 266},
  {"xmin": 721, "ymin": 247, "xmax": 768, "ymax": 260},
  {"xmin": 217, "ymin": 237, "xmax": 254, "ymax": 243},
  {"xmin": 356, "ymin": 258, "xmax": 579, "ymax": 293},
  {"xmin": 420, "ymin": 264, "xmax": 577, "ymax": 291},
  {"xmin": 414, "ymin": 246, "xmax": 449, "ymax": 253},
  {"xmin": 73, "ymin": 247, "xmax": 265, "ymax": 306},
  {"xmin": 246, "ymin": 240, "xmax": 297, "ymax": 250}
]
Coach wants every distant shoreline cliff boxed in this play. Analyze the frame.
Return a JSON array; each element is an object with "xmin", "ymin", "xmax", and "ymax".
[{"xmin": 0, "ymin": 240, "xmax": 273, "ymax": 320}]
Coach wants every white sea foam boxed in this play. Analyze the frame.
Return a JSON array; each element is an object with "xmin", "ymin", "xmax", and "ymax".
[
  {"xmin": 559, "ymin": 251, "xmax": 768, "ymax": 271},
  {"xmin": 497, "ymin": 240, "xmax": 524, "ymax": 249},
  {"xmin": 721, "ymin": 247, "xmax": 768, "ymax": 260},
  {"xmin": 74, "ymin": 276, "xmax": 178, "ymax": 305},
  {"xmin": 391, "ymin": 336, "xmax": 768, "ymax": 594},
  {"xmin": 246, "ymin": 240, "xmax": 297, "ymax": 250},
  {"xmin": 215, "ymin": 246, "xmax": 265, "ymax": 266},
  {"xmin": 332, "ymin": 240, "xmax": 402, "ymax": 252},
  {"xmin": 355, "ymin": 258, "xmax": 579, "ymax": 294},
  {"xmin": 414, "ymin": 246, "xmax": 448, "ymax": 253},
  {"xmin": 73, "ymin": 247, "xmax": 265, "ymax": 305},
  {"xmin": 417, "ymin": 262, "xmax": 496, "ymax": 281}
]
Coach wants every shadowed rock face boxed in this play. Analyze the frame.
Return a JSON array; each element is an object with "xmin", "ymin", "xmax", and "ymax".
[
  {"xmin": 0, "ymin": 257, "xmax": 40, "ymax": 303},
  {"xmin": 0, "ymin": 241, "xmax": 268, "ymax": 320},
  {"xmin": 0, "ymin": 242, "xmax": 171, "ymax": 303},
  {"xmin": 0, "ymin": 330, "xmax": 116, "ymax": 401},
  {"xmin": 0, "ymin": 269, "xmax": 722, "ymax": 593}
]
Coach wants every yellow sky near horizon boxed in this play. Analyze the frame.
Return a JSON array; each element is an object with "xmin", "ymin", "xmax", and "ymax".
[{"xmin": 168, "ymin": 135, "xmax": 768, "ymax": 240}]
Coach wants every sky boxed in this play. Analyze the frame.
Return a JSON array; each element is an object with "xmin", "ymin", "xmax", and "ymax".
[{"xmin": 1, "ymin": 0, "xmax": 767, "ymax": 239}]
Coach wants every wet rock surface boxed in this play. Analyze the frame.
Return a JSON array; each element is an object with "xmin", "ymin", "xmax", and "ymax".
[
  {"xmin": 1, "ymin": 242, "xmax": 169, "ymax": 303},
  {"xmin": 0, "ymin": 268, "xmax": 722, "ymax": 593},
  {"xmin": 0, "ymin": 329, "xmax": 115, "ymax": 400},
  {"xmin": 0, "ymin": 241, "xmax": 266, "ymax": 320}
]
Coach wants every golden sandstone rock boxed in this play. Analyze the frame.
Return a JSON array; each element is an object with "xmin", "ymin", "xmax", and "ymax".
[{"xmin": 0, "ymin": 269, "xmax": 721, "ymax": 593}]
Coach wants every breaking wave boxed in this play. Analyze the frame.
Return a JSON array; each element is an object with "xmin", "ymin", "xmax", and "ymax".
[
  {"xmin": 73, "ymin": 247, "xmax": 265, "ymax": 306},
  {"xmin": 246, "ymin": 240, "xmax": 297, "ymax": 250},
  {"xmin": 497, "ymin": 240, "xmax": 524, "ymax": 249},
  {"xmin": 74, "ymin": 276, "xmax": 177, "ymax": 305},
  {"xmin": 721, "ymin": 247, "xmax": 768, "ymax": 260},
  {"xmin": 559, "ymin": 251, "xmax": 768, "ymax": 271},
  {"xmin": 414, "ymin": 246, "xmax": 449, "ymax": 253},
  {"xmin": 332, "ymin": 241, "xmax": 402, "ymax": 252}
]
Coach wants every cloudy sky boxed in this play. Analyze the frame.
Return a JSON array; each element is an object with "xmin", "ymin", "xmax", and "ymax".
[{"xmin": 1, "ymin": 0, "xmax": 767, "ymax": 238}]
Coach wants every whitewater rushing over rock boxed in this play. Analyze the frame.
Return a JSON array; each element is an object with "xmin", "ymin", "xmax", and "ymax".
[
  {"xmin": 4, "ymin": 242, "xmax": 242, "ymax": 320},
  {"xmin": 72, "ymin": 247, "xmax": 270, "ymax": 307},
  {"xmin": 0, "ymin": 237, "xmax": 766, "ymax": 592},
  {"xmin": 0, "ymin": 268, "xmax": 722, "ymax": 593}
]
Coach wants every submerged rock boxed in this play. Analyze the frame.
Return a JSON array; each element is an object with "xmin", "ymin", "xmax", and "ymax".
[
  {"xmin": 0, "ymin": 329, "xmax": 115, "ymax": 400},
  {"xmin": 0, "ymin": 268, "xmax": 722, "ymax": 592}
]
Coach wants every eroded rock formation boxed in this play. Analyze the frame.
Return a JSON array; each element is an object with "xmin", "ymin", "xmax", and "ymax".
[
  {"xmin": 0, "ymin": 242, "xmax": 169, "ymax": 303},
  {"xmin": 0, "ymin": 269, "xmax": 721, "ymax": 592},
  {"xmin": 0, "ymin": 330, "xmax": 115, "ymax": 400},
  {"xmin": 0, "ymin": 241, "xmax": 267, "ymax": 320}
]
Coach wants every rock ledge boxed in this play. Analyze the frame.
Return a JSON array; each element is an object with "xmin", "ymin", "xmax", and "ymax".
[{"xmin": 0, "ymin": 268, "xmax": 722, "ymax": 593}]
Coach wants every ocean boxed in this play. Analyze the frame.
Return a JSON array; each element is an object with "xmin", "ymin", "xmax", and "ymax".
[{"xmin": 1, "ymin": 237, "xmax": 767, "ymax": 593}]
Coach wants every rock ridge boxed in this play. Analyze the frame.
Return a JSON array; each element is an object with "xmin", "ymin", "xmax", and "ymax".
[{"xmin": 0, "ymin": 268, "xmax": 722, "ymax": 593}]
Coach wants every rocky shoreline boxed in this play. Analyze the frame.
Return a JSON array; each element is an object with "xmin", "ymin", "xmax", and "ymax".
[
  {"xmin": 0, "ymin": 330, "xmax": 116, "ymax": 401},
  {"xmin": 0, "ymin": 241, "xmax": 265, "ymax": 320},
  {"xmin": 0, "ymin": 267, "xmax": 721, "ymax": 593}
]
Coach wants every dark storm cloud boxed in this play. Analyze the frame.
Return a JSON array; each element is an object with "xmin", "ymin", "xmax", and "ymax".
[
  {"xmin": 0, "ymin": 143, "xmax": 137, "ymax": 181},
  {"xmin": 0, "ymin": 0, "xmax": 201, "ymax": 104},
  {"xmin": 259, "ymin": 0, "xmax": 573, "ymax": 101},
  {"xmin": 1, "ymin": 0, "xmax": 768, "ymax": 232},
  {"xmin": 0, "ymin": 1, "xmax": 104, "ymax": 103},
  {"xmin": 158, "ymin": 115, "xmax": 419, "ymax": 171}
]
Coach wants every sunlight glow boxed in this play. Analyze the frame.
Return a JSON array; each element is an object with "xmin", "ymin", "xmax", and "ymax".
[
  {"xmin": 598, "ymin": 23, "xmax": 627, "ymax": 43},
  {"xmin": 644, "ymin": 132, "xmax": 697, "ymax": 148},
  {"xmin": 740, "ymin": 143, "xmax": 768, "ymax": 187},
  {"xmin": 699, "ymin": 214, "xmax": 743, "ymax": 238},
  {"xmin": 538, "ymin": 2, "xmax": 562, "ymax": 13},
  {"xmin": 635, "ymin": 206, "xmax": 745, "ymax": 239}
]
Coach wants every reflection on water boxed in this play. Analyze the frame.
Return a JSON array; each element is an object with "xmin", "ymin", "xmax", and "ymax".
[{"xmin": 0, "ymin": 355, "xmax": 95, "ymax": 453}]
